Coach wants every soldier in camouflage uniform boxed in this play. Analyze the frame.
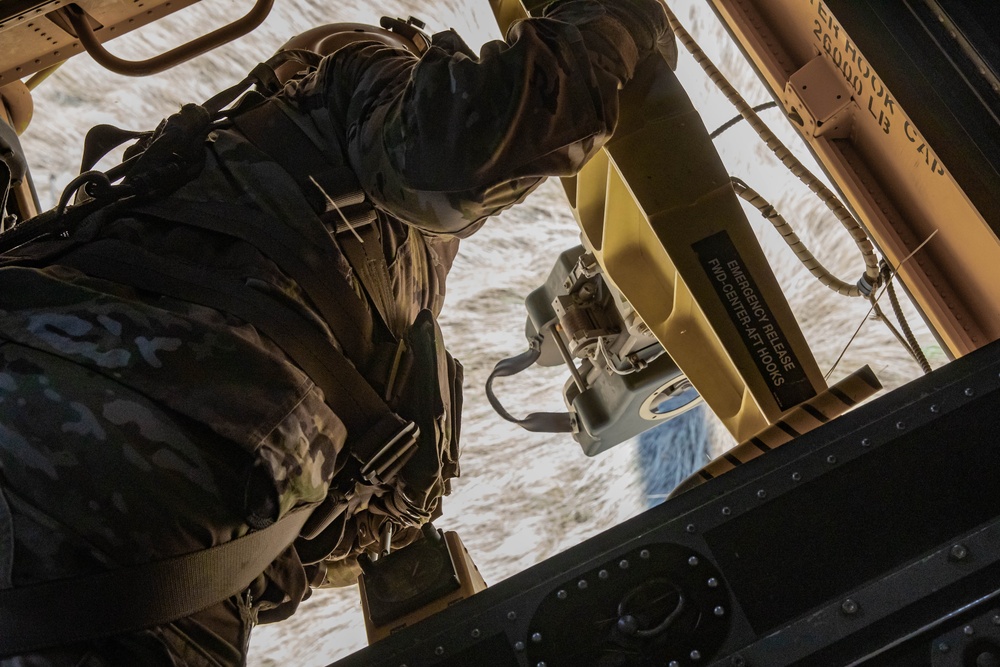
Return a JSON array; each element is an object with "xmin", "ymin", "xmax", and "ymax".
[{"xmin": 0, "ymin": 0, "xmax": 674, "ymax": 664}]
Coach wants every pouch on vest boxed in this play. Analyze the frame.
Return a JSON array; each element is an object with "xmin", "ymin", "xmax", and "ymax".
[{"xmin": 295, "ymin": 308, "xmax": 462, "ymax": 565}]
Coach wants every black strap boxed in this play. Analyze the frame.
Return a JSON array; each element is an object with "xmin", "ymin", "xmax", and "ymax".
[
  {"xmin": 80, "ymin": 124, "xmax": 148, "ymax": 174},
  {"xmin": 230, "ymin": 99, "xmax": 399, "ymax": 340},
  {"xmin": 61, "ymin": 240, "xmax": 401, "ymax": 443},
  {"xmin": 0, "ymin": 507, "xmax": 310, "ymax": 656},
  {"xmin": 485, "ymin": 340, "xmax": 575, "ymax": 433},
  {"xmin": 230, "ymin": 99, "xmax": 367, "ymax": 224},
  {"xmin": 133, "ymin": 196, "xmax": 377, "ymax": 366},
  {"xmin": 340, "ymin": 222, "xmax": 399, "ymax": 337}
]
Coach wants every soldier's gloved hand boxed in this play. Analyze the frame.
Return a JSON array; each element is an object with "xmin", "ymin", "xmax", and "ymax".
[
  {"xmin": 541, "ymin": 0, "xmax": 679, "ymax": 83},
  {"xmin": 653, "ymin": 1, "xmax": 679, "ymax": 70},
  {"xmin": 599, "ymin": 0, "xmax": 678, "ymax": 70}
]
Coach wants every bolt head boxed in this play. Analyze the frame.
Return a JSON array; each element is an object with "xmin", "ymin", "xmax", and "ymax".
[
  {"xmin": 531, "ymin": 632, "xmax": 543, "ymax": 643},
  {"xmin": 714, "ymin": 606, "xmax": 726, "ymax": 616},
  {"xmin": 792, "ymin": 472, "xmax": 802, "ymax": 481},
  {"xmin": 688, "ymin": 556, "xmax": 700, "ymax": 566},
  {"xmin": 619, "ymin": 559, "xmax": 630, "ymax": 570},
  {"xmin": 618, "ymin": 614, "xmax": 639, "ymax": 636},
  {"xmin": 686, "ymin": 523, "xmax": 697, "ymax": 533},
  {"xmin": 557, "ymin": 589, "xmax": 568, "ymax": 600},
  {"xmin": 691, "ymin": 649, "xmax": 702, "ymax": 660},
  {"xmin": 598, "ymin": 569, "xmax": 609, "ymax": 580},
  {"xmin": 434, "ymin": 646, "xmax": 444, "ymax": 656},
  {"xmin": 578, "ymin": 579, "xmax": 588, "ymax": 590},
  {"xmin": 938, "ymin": 642, "xmax": 951, "ymax": 653},
  {"xmin": 964, "ymin": 625, "xmax": 975, "ymax": 636},
  {"xmin": 640, "ymin": 549, "xmax": 651, "ymax": 559},
  {"xmin": 950, "ymin": 544, "xmax": 969, "ymax": 560},
  {"xmin": 841, "ymin": 599, "xmax": 859, "ymax": 615},
  {"xmin": 757, "ymin": 489, "xmax": 767, "ymax": 499},
  {"xmin": 515, "ymin": 641, "xmax": 525, "ymax": 651},
  {"xmin": 507, "ymin": 611, "xmax": 517, "ymax": 621},
  {"xmin": 707, "ymin": 577, "xmax": 719, "ymax": 588},
  {"xmin": 471, "ymin": 628, "xmax": 481, "ymax": 638}
]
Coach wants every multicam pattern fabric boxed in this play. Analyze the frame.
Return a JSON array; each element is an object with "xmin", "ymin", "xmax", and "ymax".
[{"xmin": 0, "ymin": 0, "xmax": 672, "ymax": 663}]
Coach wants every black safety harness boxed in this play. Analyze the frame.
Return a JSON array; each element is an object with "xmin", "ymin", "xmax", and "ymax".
[{"xmin": 0, "ymin": 50, "xmax": 438, "ymax": 655}]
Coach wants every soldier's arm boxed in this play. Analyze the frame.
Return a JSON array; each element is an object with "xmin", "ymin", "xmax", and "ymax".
[{"xmin": 311, "ymin": 0, "xmax": 672, "ymax": 235}]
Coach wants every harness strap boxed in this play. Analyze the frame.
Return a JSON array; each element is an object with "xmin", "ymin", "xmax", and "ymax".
[
  {"xmin": 231, "ymin": 99, "xmax": 372, "ymax": 229},
  {"xmin": 230, "ymin": 100, "xmax": 398, "ymax": 333},
  {"xmin": 485, "ymin": 341, "xmax": 575, "ymax": 433},
  {"xmin": 60, "ymin": 240, "xmax": 416, "ymax": 465},
  {"xmin": 132, "ymin": 196, "xmax": 377, "ymax": 365},
  {"xmin": 340, "ymin": 221, "xmax": 399, "ymax": 338},
  {"xmin": 0, "ymin": 507, "xmax": 311, "ymax": 657}
]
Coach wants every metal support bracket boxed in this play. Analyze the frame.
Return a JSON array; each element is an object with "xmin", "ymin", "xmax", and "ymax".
[{"xmin": 784, "ymin": 55, "xmax": 855, "ymax": 139}]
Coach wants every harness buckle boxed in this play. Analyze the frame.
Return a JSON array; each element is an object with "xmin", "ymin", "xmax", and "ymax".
[{"xmin": 353, "ymin": 414, "xmax": 420, "ymax": 486}]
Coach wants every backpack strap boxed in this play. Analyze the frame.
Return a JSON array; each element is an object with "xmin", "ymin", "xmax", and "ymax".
[
  {"xmin": 131, "ymin": 195, "xmax": 379, "ymax": 366},
  {"xmin": 0, "ymin": 506, "xmax": 311, "ymax": 657},
  {"xmin": 229, "ymin": 99, "xmax": 399, "ymax": 333},
  {"xmin": 59, "ymin": 238, "xmax": 418, "ymax": 483}
]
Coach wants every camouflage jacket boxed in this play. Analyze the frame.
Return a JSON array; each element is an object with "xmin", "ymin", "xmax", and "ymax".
[{"xmin": 0, "ymin": 0, "xmax": 670, "ymax": 620}]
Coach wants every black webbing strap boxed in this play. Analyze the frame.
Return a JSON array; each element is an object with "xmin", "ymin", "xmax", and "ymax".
[
  {"xmin": 132, "ymin": 197, "xmax": 377, "ymax": 365},
  {"xmin": 230, "ymin": 99, "xmax": 398, "ymax": 337},
  {"xmin": 0, "ymin": 507, "xmax": 311, "ymax": 656},
  {"xmin": 485, "ymin": 341, "xmax": 575, "ymax": 433},
  {"xmin": 61, "ymin": 239, "xmax": 402, "ymax": 440},
  {"xmin": 230, "ymin": 99, "xmax": 367, "ymax": 224},
  {"xmin": 340, "ymin": 222, "xmax": 399, "ymax": 338}
]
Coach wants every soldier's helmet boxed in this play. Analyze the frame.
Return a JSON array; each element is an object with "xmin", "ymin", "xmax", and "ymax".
[{"xmin": 274, "ymin": 17, "xmax": 431, "ymax": 82}]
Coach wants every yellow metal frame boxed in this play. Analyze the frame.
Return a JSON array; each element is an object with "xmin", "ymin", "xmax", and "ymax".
[
  {"xmin": 489, "ymin": 0, "xmax": 834, "ymax": 442},
  {"xmin": 708, "ymin": 0, "xmax": 1000, "ymax": 357}
]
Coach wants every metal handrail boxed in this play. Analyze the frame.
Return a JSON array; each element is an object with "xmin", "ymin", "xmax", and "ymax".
[{"xmin": 58, "ymin": 0, "xmax": 274, "ymax": 77}]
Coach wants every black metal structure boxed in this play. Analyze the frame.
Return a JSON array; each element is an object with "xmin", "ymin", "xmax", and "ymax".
[
  {"xmin": 824, "ymin": 0, "xmax": 1000, "ymax": 232},
  {"xmin": 328, "ymin": 337, "xmax": 1000, "ymax": 666}
]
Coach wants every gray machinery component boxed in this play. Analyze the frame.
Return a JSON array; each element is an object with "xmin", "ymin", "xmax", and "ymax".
[{"xmin": 521, "ymin": 245, "xmax": 701, "ymax": 456}]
